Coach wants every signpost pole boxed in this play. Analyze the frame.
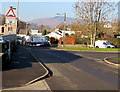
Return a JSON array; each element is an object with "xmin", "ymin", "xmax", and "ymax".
[{"xmin": 8, "ymin": 41, "xmax": 11, "ymax": 61}]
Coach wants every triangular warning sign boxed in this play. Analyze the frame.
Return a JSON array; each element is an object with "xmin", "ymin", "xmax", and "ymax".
[{"xmin": 6, "ymin": 7, "xmax": 16, "ymax": 17}]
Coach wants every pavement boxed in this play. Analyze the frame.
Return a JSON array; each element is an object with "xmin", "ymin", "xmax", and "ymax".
[
  {"xmin": 0, "ymin": 53, "xmax": 3, "ymax": 91},
  {"xmin": 2, "ymin": 45, "xmax": 51, "ymax": 91},
  {"xmin": 106, "ymin": 57, "xmax": 119, "ymax": 64},
  {"xmin": 104, "ymin": 56, "xmax": 119, "ymax": 67}
]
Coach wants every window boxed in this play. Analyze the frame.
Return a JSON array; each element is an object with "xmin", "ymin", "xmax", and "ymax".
[
  {"xmin": 2, "ymin": 27, "xmax": 4, "ymax": 33},
  {"xmin": 8, "ymin": 27, "xmax": 12, "ymax": 31},
  {"xmin": 103, "ymin": 42, "xmax": 107, "ymax": 45}
]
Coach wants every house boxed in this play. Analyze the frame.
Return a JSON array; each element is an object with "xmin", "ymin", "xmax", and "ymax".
[
  {"xmin": 46, "ymin": 28, "xmax": 75, "ymax": 39},
  {"xmin": 0, "ymin": 6, "xmax": 17, "ymax": 35},
  {"xmin": 17, "ymin": 29, "xmax": 27, "ymax": 37},
  {"xmin": 0, "ymin": 23, "xmax": 17, "ymax": 35},
  {"xmin": 104, "ymin": 23, "xmax": 112, "ymax": 28},
  {"xmin": 30, "ymin": 30, "xmax": 42, "ymax": 36}
]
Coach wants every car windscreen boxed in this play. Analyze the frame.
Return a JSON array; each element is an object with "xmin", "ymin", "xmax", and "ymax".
[{"xmin": 103, "ymin": 42, "xmax": 111, "ymax": 45}]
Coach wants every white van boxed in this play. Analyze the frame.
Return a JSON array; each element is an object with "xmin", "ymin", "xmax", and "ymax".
[{"xmin": 95, "ymin": 40, "xmax": 115, "ymax": 48}]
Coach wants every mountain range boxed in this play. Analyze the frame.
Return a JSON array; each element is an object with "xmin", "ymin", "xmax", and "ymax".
[{"xmin": 28, "ymin": 16, "xmax": 75, "ymax": 29}]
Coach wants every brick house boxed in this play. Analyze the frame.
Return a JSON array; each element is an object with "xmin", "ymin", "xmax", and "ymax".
[{"xmin": 0, "ymin": 23, "xmax": 17, "ymax": 35}]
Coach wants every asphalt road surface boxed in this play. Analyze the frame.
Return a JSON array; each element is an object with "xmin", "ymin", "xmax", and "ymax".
[{"xmin": 29, "ymin": 46, "xmax": 119, "ymax": 90}]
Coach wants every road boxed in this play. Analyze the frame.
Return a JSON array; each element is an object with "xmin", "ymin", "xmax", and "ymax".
[{"xmin": 28, "ymin": 46, "xmax": 119, "ymax": 90}]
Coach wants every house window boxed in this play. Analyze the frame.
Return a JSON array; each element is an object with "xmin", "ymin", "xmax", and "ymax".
[
  {"xmin": 2, "ymin": 27, "xmax": 4, "ymax": 33},
  {"xmin": 8, "ymin": 27, "xmax": 12, "ymax": 31}
]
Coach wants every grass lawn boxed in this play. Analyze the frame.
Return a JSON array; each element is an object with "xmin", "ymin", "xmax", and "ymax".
[
  {"xmin": 118, "ymin": 57, "xmax": 120, "ymax": 61},
  {"xmin": 58, "ymin": 47, "xmax": 119, "ymax": 52}
]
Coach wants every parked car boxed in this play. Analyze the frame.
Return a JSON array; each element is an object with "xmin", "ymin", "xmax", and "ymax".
[
  {"xmin": 17, "ymin": 39, "xmax": 23, "ymax": 44},
  {"xmin": 40, "ymin": 41, "xmax": 50, "ymax": 47},
  {"xmin": 95, "ymin": 40, "xmax": 115, "ymax": 48},
  {"xmin": 0, "ymin": 36, "xmax": 5, "ymax": 43},
  {"xmin": 25, "ymin": 35, "xmax": 48, "ymax": 46}
]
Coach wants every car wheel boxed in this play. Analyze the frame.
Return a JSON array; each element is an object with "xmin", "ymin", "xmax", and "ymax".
[{"xmin": 107, "ymin": 46, "xmax": 111, "ymax": 48}]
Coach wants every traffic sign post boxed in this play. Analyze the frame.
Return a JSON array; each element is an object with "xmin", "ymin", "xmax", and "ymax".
[
  {"xmin": 5, "ymin": 7, "xmax": 16, "ymax": 17},
  {"xmin": 5, "ymin": 6, "xmax": 17, "ymax": 24}
]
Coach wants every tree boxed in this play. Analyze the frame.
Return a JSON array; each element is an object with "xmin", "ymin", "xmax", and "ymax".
[
  {"xmin": 16, "ymin": 18, "xmax": 27, "ymax": 34},
  {"xmin": 38, "ymin": 25, "xmax": 51, "ymax": 34},
  {"xmin": 54, "ymin": 24, "xmax": 68, "ymax": 31},
  {"xmin": 29, "ymin": 23, "xmax": 38, "ymax": 30},
  {"xmin": 38, "ymin": 25, "xmax": 45, "ymax": 33},
  {"xmin": 73, "ymin": 1, "xmax": 117, "ymax": 46},
  {"xmin": 0, "ymin": 15, "xmax": 5, "ymax": 25},
  {"xmin": 42, "ymin": 29, "xmax": 47, "ymax": 35}
]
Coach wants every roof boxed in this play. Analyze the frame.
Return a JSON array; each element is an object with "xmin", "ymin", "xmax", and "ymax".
[{"xmin": 18, "ymin": 29, "xmax": 27, "ymax": 35}]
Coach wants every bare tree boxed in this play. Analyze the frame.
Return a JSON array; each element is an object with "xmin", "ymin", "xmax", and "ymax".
[
  {"xmin": 73, "ymin": 0, "xmax": 117, "ymax": 46},
  {"xmin": 0, "ymin": 15, "xmax": 5, "ymax": 25}
]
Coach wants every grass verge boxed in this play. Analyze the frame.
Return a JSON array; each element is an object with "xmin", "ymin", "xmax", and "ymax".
[
  {"xmin": 118, "ymin": 57, "xmax": 120, "ymax": 61},
  {"xmin": 58, "ymin": 47, "xmax": 119, "ymax": 52}
]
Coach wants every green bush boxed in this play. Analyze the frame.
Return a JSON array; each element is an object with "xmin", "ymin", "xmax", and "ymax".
[
  {"xmin": 108, "ymin": 38, "xmax": 120, "ymax": 47},
  {"xmin": 76, "ymin": 37, "xmax": 90, "ymax": 45},
  {"xmin": 46, "ymin": 36, "xmax": 50, "ymax": 41}
]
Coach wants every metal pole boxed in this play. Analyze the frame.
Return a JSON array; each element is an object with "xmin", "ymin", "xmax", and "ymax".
[
  {"xmin": 63, "ymin": 12, "xmax": 66, "ymax": 47},
  {"xmin": 8, "ymin": 41, "xmax": 11, "ymax": 61},
  {"xmin": 16, "ymin": 0, "xmax": 19, "ymax": 34},
  {"xmin": 17, "ymin": 0, "xmax": 19, "ymax": 18},
  {"xmin": 70, "ymin": 20, "xmax": 72, "ymax": 31}
]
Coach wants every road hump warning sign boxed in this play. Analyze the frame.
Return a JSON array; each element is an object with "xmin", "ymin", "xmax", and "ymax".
[{"xmin": 6, "ymin": 7, "xmax": 16, "ymax": 17}]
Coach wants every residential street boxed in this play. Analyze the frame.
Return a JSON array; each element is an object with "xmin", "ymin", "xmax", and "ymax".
[
  {"xmin": 28, "ymin": 46, "xmax": 119, "ymax": 90},
  {"xmin": 1, "ymin": 1, "xmax": 120, "ymax": 92},
  {"xmin": 2, "ymin": 45, "xmax": 119, "ymax": 91}
]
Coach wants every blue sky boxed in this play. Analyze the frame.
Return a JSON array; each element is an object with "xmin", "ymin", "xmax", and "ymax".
[
  {"xmin": 1, "ymin": 2, "xmax": 76, "ymax": 22},
  {"xmin": 1, "ymin": 0, "xmax": 119, "ymax": 22}
]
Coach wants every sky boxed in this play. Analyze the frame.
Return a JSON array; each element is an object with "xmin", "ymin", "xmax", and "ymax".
[
  {"xmin": 1, "ymin": 0, "xmax": 119, "ymax": 22},
  {"xmin": 1, "ymin": 1, "xmax": 77, "ymax": 22}
]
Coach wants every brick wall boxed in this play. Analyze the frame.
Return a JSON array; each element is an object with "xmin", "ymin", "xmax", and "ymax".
[{"xmin": 58, "ymin": 36, "xmax": 76, "ymax": 45}]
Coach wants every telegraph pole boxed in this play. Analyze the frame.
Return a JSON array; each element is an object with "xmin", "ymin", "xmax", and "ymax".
[
  {"xmin": 17, "ymin": 0, "xmax": 19, "ymax": 18},
  {"xmin": 56, "ymin": 12, "xmax": 67, "ymax": 47},
  {"xmin": 63, "ymin": 12, "xmax": 66, "ymax": 47}
]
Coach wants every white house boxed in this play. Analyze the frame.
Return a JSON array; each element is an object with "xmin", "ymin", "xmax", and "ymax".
[
  {"xmin": 31, "ymin": 30, "xmax": 42, "ymax": 35},
  {"xmin": 46, "ymin": 29, "xmax": 75, "ymax": 39},
  {"xmin": 104, "ymin": 23, "xmax": 112, "ymax": 28}
]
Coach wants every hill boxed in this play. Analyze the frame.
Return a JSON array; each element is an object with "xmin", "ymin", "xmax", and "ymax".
[{"xmin": 28, "ymin": 16, "xmax": 75, "ymax": 29}]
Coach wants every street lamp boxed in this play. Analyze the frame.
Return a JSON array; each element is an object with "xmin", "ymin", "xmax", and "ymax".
[
  {"xmin": 17, "ymin": 0, "xmax": 19, "ymax": 18},
  {"xmin": 63, "ymin": 13, "xmax": 66, "ymax": 47},
  {"xmin": 57, "ymin": 12, "xmax": 66, "ymax": 47},
  {"xmin": 16, "ymin": 0, "xmax": 19, "ymax": 35}
]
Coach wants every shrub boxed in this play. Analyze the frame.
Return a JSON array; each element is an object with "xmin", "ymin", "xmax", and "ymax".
[{"xmin": 108, "ymin": 38, "xmax": 120, "ymax": 48}]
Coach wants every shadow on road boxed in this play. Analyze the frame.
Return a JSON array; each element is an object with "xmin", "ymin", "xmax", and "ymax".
[
  {"xmin": 1, "ymin": 45, "xmax": 82, "ymax": 89},
  {"xmin": 28, "ymin": 46, "xmax": 82, "ymax": 64},
  {"xmin": 2, "ymin": 46, "xmax": 34, "ymax": 71}
]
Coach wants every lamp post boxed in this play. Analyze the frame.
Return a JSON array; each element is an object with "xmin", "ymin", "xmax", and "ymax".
[
  {"xmin": 57, "ymin": 12, "xmax": 66, "ymax": 47},
  {"xmin": 63, "ymin": 12, "xmax": 66, "ymax": 47},
  {"xmin": 17, "ymin": 0, "xmax": 19, "ymax": 18},
  {"xmin": 16, "ymin": 0, "xmax": 19, "ymax": 35}
]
